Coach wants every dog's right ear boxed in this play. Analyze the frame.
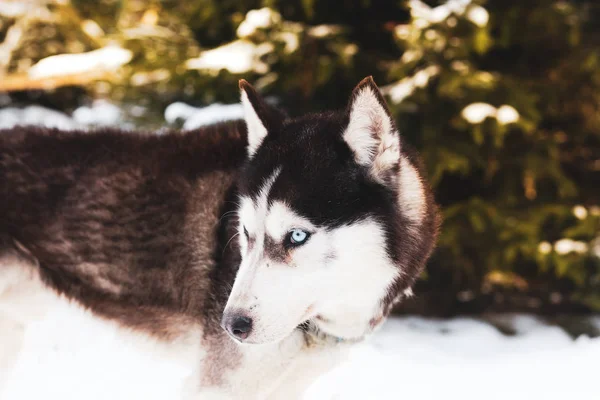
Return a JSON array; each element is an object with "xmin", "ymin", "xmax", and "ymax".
[
  {"xmin": 239, "ymin": 80, "xmax": 283, "ymax": 157},
  {"xmin": 343, "ymin": 76, "xmax": 400, "ymax": 185}
]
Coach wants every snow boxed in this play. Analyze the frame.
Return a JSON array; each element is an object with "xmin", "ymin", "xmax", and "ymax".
[
  {"xmin": 461, "ymin": 102, "xmax": 520, "ymax": 125},
  {"xmin": 0, "ymin": 2, "xmax": 30, "ymax": 18},
  {"xmin": 236, "ymin": 7, "xmax": 281, "ymax": 38},
  {"xmin": 165, "ymin": 102, "xmax": 244, "ymax": 130},
  {"xmin": 383, "ymin": 66, "xmax": 440, "ymax": 104},
  {"xmin": 1, "ymin": 312, "xmax": 598, "ymax": 400},
  {"xmin": 0, "ymin": 101, "xmax": 246, "ymax": 133},
  {"xmin": 554, "ymin": 238, "xmax": 589, "ymax": 255},
  {"xmin": 467, "ymin": 5, "xmax": 490, "ymax": 28},
  {"xmin": 28, "ymin": 46, "xmax": 133, "ymax": 79},
  {"xmin": 495, "ymin": 104, "xmax": 520, "ymax": 124},
  {"xmin": 185, "ymin": 40, "xmax": 273, "ymax": 75},
  {"xmin": 72, "ymin": 100, "xmax": 123, "ymax": 126},
  {"xmin": 461, "ymin": 102, "xmax": 497, "ymax": 123},
  {"xmin": 306, "ymin": 316, "xmax": 599, "ymax": 400},
  {"xmin": 308, "ymin": 25, "xmax": 343, "ymax": 38},
  {"xmin": 0, "ymin": 106, "xmax": 79, "ymax": 130},
  {"xmin": 408, "ymin": 0, "xmax": 473, "ymax": 26},
  {"xmin": 0, "ymin": 101, "xmax": 125, "ymax": 131}
]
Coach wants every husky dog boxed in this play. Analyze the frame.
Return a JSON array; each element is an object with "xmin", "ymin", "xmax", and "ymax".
[{"xmin": 0, "ymin": 77, "xmax": 439, "ymax": 399}]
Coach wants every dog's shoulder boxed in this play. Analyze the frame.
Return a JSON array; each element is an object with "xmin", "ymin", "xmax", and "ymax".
[{"xmin": 0, "ymin": 122, "xmax": 247, "ymax": 335}]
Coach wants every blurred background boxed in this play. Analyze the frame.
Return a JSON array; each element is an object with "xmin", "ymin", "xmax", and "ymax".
[{"xmin": 0, "ymin": 0, "xmax": 599, "ymax": 324}]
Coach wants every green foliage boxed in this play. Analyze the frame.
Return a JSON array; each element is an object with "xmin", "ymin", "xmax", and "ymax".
[
  {"xmin": 386, "ymin": 0, "xmax": 600, "ymax": 312},
  {"xmin": 1, "ymin": 0, "xmax": 598, "ymax": 312}
]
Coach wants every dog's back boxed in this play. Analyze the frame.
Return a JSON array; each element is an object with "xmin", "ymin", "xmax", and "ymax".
[{"xmin": 0, "ymin": 123, "xmax": 246, "ymax": 335}]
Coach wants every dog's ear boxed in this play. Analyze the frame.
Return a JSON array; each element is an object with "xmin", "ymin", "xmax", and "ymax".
[
  {"xmin": 343, "ymin": 76, "xmax": 400, "ymax": 184},
  {"xmin": 239, "ymin": 80, "xmax": 283, "ymax": 157}
]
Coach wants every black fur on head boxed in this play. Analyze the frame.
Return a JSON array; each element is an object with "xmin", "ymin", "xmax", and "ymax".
[{"xmin": 236, "ymin": 77, "xmax": 440, "ymax": 320}]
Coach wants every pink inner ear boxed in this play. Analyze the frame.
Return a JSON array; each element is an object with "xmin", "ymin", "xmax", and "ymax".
[
  {"xmin": 345, "ymin": 87, "xmax": 394, "ymax": 160},
  {"xmin": 368, "ymin": 108, "xmax": 385, "ymax": 138},
  {"xmin": 344, "ymin": 85, "xmax": 401, "ymax": 183}
]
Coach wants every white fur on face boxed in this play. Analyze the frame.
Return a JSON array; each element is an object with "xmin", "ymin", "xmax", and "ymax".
[
  {"xmin": 225, "ymin": 176, "xmax": 399, "ymax": 344},
  {"xmin": 237, "ymin": 168, "xmax": 281, "ymax": 250},
  {"xmin": 241, "ymin": 90, "xmax": 268, "ymax": 157},
  {"xmin": 343, "ymin": 86, "xmax": 400, "ymax": 181},
  {"xmin": 307, "ymin": 218, "xmax": 399, "ymax": 339}
]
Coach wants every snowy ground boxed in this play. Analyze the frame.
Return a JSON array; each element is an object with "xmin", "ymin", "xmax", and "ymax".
[
  {"xmin": 1, "ymin": 308, "xmax": 598, "ymax": 400},
  {"xmin": 1, "ymin": 104, "xmax": 599, "ymax": 399},
  {"xmin": 307, "ymin": 315, "xmax": 600, "ymax": 400}
]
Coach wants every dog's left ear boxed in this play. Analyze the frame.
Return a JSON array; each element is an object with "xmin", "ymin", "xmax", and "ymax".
[
  {"xmin": 343, "ymin": 76, "xmax": 400, "ymax": 184},
  {"xmin": 239, "ymin": 80, "xmax": 284, "ymax": 157}
]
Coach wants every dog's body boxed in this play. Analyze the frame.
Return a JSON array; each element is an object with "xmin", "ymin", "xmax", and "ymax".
[{"xmin": 0, "ymin": 78, "xmax": 439, "ymax": 399}]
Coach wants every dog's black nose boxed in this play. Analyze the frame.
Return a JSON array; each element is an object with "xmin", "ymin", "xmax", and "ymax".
[
  {"xmin": 223, "ymin": 314, "xmax": 253, "ymax": 341},
  {"xmin": 231, "ymin": 316, "xmax": 252, "ymax": 339}
]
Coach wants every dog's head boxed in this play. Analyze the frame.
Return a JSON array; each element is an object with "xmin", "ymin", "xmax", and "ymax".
[{"xmin": 221, "ymin": 77, "xmax": 439, "ymax": 344}]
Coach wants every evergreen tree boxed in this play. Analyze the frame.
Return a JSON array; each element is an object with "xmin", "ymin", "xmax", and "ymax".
[{"xmin": 384, "ymin": 0, "xmax": 600, "ymax": 313}]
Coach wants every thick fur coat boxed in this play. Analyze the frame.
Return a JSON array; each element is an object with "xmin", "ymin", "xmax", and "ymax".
[{"xmin": 0, "ymin": 78, "xmax": 439, "ymax": 399}]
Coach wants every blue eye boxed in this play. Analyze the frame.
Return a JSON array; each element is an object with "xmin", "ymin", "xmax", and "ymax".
[{"xmin": 288, "ymin": 229, "xmax": 310, "ymax": 246}]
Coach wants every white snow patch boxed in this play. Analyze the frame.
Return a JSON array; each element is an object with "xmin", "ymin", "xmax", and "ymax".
[
  {"xmin": 0, "ymin": 101, "xmax": 125, "ymax": 131},
  {"xmin": 0, "ymin": 3, "xmax": 28, "ymax": 18},
  {"xmin": 496, "ymin": 105, "xmax": 520, "ymax": 124},
  {"xmin": 0, "ymin": 106, "xmax": 79, "ymax": 130},
  {"xmin": 461, "ymin": 103, "xmax": 520, "ymax": 125},
  {"xmin": 186, "ymin": 40, "xmax": 273, "ymax": 75},
  {"xmin": 382, "ymin": 65, "xmax": 440, "ymax": 104},
  {"xmin": 28, "ymin": 46, "xmax": 132, "ymax": 79},
  {"xmin": 308, "ymin": 25, "xmax": 343, "ymax": 38},
  {"xmin": 0, "ymin": 100, "xmax": 242, "ymax": 133},
  {"xmin": 461, "ymin": 102, "xmax": 497, "ymax": 123},
  {"xmin": 164, "ymin": 102, "xmax": 244, "ymax": 130},
  {"xmin": 236, "ymin": 7, "xmax": 281, "ymax": 38},
  {"xmin": 554, "ymin": 238, "xmax": 589, "ymax": 255},
  {"xmin": 408, "ymin": 0, "xmax": 473, "ymax": 26},
  {"xmin": 467, "ymin": 5, "xmax": 490, "ymax": 27},
  {"xmin": 72, "ymin": 100, "xmax": 123, "ymax": 126}
]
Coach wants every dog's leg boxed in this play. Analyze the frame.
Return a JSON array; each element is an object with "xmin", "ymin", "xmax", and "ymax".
[
  {"xmin": 185, "ymin": 330, "xmax": 310, "ymax": 399},
  {"xmin": 266, "ymin": 339, "xmax": 350, "ymax": 400}
]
